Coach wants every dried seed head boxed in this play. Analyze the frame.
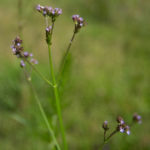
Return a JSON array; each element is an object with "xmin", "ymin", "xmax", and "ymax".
[
  {"xmin": 102, "ymin": 121, "xmax": 109, "ymax": 131},
  {"xmin": 133, "ymin": 113, "xmax": 142, "ymax": 124}
]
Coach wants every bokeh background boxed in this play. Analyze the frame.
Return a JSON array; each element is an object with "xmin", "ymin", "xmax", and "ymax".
[{"xmin": 0, "ymin": 0, "xmax": 150, "ymax": 149}]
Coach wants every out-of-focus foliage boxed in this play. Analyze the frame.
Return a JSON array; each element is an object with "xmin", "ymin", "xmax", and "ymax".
[{"xmin": 0, "ymin": 0, "xmax": 150, "ymax": 150}]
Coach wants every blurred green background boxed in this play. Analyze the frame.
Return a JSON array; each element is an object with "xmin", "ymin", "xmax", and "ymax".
[{"xmin": 0, "ymin": 0, "xmax": 150, "ymax": 149}]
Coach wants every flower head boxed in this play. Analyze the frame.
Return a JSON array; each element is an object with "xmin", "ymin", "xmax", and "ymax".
[
  {"xmin": 36, "ymin": 4, "xmax": 62, "ymax": 21},
  {"xmin": 117, "ymin": 123, "xmax": 130, "ymax": 135},
  {"xmin": 102, "ymin": 121, "xmax": 109, "ymax": 131},
  {"xmin": 11, "ymin": 36, "xmax": 38, "ymax": 68},
  {"xmin": 20, "ymin": 60, "xmax": 25, "ymax": 68},
  {"xmin": 72, "ymin": 14, "xmax": 86, "ymax": 33},
  {"xmin": 133, "ymin": 113, "xmax": 142, "ymax": 124},
  {"xmin": 117, "ymin": 116, "xmax": 125, "ymax": 125},
  {"xmin": 124, "ymin": 125, "xmax": 130, "ymax": 135},
  {"xmin": 11, "ymin": 36, "xmax": 23, "ymax": 57}
]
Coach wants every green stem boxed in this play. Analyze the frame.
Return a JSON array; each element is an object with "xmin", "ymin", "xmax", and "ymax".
[
  {"xmin": 27, "ymin": 80, "xmax": 61, "ymax": 150},
  {"xmin": 99, "ymin": 129, "xmax": 118, "ymax": 150},
  {"xmin": 25, "ymin": 59, "xmax": 53, "ymax": 87},
  {"xmin": 47, "ymin": 43, "xmax": 68, "ymax": 150}
]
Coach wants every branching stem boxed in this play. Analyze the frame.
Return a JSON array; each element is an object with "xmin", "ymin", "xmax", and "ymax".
[
  {"xmin": 25, "ymin": 59, "xmax": 53, "ymax": 87},
  {"xmin": 46, "ymin": 20, "xmax": 68, "ymax": 150}
]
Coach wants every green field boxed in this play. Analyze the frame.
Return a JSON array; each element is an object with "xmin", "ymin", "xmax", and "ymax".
[{"xmin": 0, "ymin": 0, "xmax": 150, "ymax": 150}]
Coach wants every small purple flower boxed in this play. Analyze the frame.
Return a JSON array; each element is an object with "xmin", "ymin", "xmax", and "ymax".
[
  {"xmin": 46, "ymin": 26, "xmax": 52, "ymax": 33},
  {"xmin": 30, "ymin": 58, "xmax": 38, "ymax": 64},
  {"xmin": 24, "ymin": 51, "xmax": 29, "ymax": 57},
  {"xmin": 29, "ymin": 53, "xmax": 33, "ymax": 57},
  {"xmin": 12, "ymin": 47, "xmax": 16, "ymax": 54},
  {"xmin": 133, "ymin": 113, "xmax": 142, "ymax": 124},
  {"xmin": 36, "ymin": 4, "xmax": 42, "ymax": 12},
  {"xmin": 11, "ymin": 36, "xmax": 38, "ymax": 67},
  {"xmin": 124, "ymin": 126, "xmax": 130, "ymax": 135},
  {"xmin": 43, "ymin": 10, "xmax": 47, "ymax": 16},
  {"xmin": 72, "ymin": 15, "xmax": 79, "ymax": 21},
  {"xmin": 20, "ymin": 60, "xmax": 25, "ymax": 68},
  {"xmin": 79, "ymin": 17, "xmax": 83, "ymax": 22},
  {"xmin": 52, "ymin": 9, "xmax": 55, "ymax": 15},
  {"xmin": 48, "ymin": 6, "xmax": 52, "ymax": 12},
  {"xmin": 72, "ymin": 14, "xmax": 86, "ymax": 33},
  {"xmin": 102, "ymin": 121, "xmax": 109, "ymax": 131},
  {"xmin": 119, "ymin": 126, "xmax": 124, "ymax": 133},
  {"xmin": 117, "ymin": 116, "xmax": 125, "ymax": 125},
  {"xmin": 58, "ymin": 9, "xmax": 62, "ymax": 15},
  {"xmin": 17, "ymin": 43, "xmax": 21, "ymax": 46}
]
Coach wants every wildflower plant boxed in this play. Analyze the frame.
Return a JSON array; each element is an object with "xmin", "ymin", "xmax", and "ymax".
[
  {"xmin": 101, "ymin": 114, "xmax": 142, "ymax": 149},
  {"xmin": 11, "ymin": 4, "xmax": 141, "ymax": 150}
]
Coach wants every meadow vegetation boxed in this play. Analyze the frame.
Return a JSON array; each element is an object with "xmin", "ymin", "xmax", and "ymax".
[{"xmin": 0, "ymin": 0, "xmax": 150, "ymax": 150}]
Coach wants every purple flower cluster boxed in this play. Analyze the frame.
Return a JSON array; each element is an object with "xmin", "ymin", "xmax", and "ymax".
[
  {"xmin": 11, "ymin": 36, "xmax": 23, "ymax": 57},
  {"xmin": 36, "ymin": 4, "xmax": 62, "ymax": 20},
  {"xmin": 11, "ymin": 36, "xmax": 38, "ymax": 68},
  {"xmin": 72, "ymin": 15, "xmax": 86, "ymax": 33},
  {"xmin": 116, "ymin": 116, "xmax": 130, "ymax": 135}
]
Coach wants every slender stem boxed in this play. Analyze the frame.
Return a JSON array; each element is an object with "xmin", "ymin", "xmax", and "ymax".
[
  {"xmin": 51, "ymin": 21, "xmax": 55, "ymax": 36},
  {"xmin": 105, "ymin": 129, "xmax": 118, "ymax": 141},
  {"xmin": 47, "ymin": 43, "xmax": 68, "ymax": 150},
  {"xmin": 99, "ymin": 129, "xmax": 118, "ymax": 150},
  {"xmin": 104, "ymin": 130, "xmax": 106, "ymax": 142},
  {"xmin": 25, "ymin": 59, "xmax": 53, "ymax": 87},
  {"xmin": 27, "ymin": 80, "xmax": 61, "ymax": 150},
  {"xmin": 58, "ymin": 29, "xmax": 76, "ymax": 79}
]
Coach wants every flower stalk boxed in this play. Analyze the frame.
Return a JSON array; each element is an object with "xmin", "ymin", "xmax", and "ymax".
[
  {"xmin": 47, "ymin": 27, "xmax": 68, "ymax": 150},
  {"xmin": 27, "ymin": 79, "xmax": 61, "ymax": 150}
]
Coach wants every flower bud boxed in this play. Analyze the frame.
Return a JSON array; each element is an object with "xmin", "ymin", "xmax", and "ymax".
[
  {"xmin": 133, "ymin": 113, "xmax": 142, "ymax": 124},
  {"xmin": 20, "ymin": 60, "xmax": 25, "ymax": 68},
  {"xmin": 117, "ymin": 116, "xmax": 124, "ymax": 125},
  {"xmin": 72, "ymin": 14, "xmax": 86, "ymax": 33},
  {"xmin": 24, "ymin": 51, "xmax": 29, "ymax": 57},
  {"xmin": 124, "ymin": 125, "xmax": 130, "ymax": 135},
  {"xmin": 102, "ymin": 121, "xmax": 109, "ymax": 131}
]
